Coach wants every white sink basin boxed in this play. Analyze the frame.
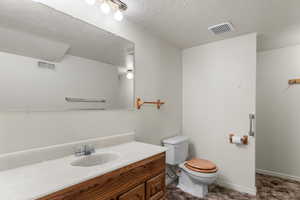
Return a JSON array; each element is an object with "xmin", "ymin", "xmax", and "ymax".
[{"xmin": 71, "ymin": 153, "xmax": 119, "ymax": 167}]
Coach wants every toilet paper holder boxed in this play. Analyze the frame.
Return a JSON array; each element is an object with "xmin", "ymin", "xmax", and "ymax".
[{"xmin": 229, "ymin": 134, "xmax": 248, "ymax": 145}]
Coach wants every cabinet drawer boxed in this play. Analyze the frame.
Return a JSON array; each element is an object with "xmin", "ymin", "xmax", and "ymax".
[
  {"xmin": 118, "ymin": 183, "xmax": 145, "ymax": 200},
  {"xmin": 146, "ymin": 173, "xmax": 165, "ymax": 200}
]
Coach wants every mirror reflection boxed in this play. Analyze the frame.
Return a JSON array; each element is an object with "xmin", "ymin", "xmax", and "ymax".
[{"xmin": 0, "ymin": 1, "xmax": 134, "ymax": 111}]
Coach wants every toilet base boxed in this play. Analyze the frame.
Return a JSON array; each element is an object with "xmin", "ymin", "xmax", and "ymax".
[{"xmin": 177, "ymin": 170, "xmax": 208, "ymax": 198}]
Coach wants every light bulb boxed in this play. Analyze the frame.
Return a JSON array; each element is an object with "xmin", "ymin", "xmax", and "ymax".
[
  {"xmin": 114, "ymin": 10, "xmax": 124, "ymax": 21},
  {"xmin": 101, "ymin": 1, "xmax": 111, "ymax": 14},
  {"xmin": 85, "ymin": 0, "xmax": 96, "ymax": 5},
  {"xmin": 126, "ymin": 71, "xmax": 134, "ymax": 80}
]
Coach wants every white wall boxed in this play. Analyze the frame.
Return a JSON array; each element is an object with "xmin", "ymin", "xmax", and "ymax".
[
  {"xmin": 257, "ymin": 45, "xmax": 300, "ymax": 180},
  {"xmin": 0, "ymin": 0, "xmax": 182, "ymax": 154},
  {"xmin": 118, "ymin": 75, "xmax": 134, "ymax": 109},
  {"xmin": 0, "ymin": 51, "xmax": 125, "ymax": 111},
  {"xmin": 182, "ymin": 34, "xmax": 257, "ymax": 194}
]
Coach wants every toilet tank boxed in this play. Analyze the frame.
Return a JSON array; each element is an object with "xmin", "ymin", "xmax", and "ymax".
[{"xmin": 162, "ymin": 136, "xmax": 189, "ymax": 165}]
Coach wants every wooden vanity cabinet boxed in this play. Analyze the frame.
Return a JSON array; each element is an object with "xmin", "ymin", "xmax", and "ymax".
[
  {"xmin": 38, "ymin": 153, "xmax": 165, "ymax": 200},
  {"xmin": 146, "ymin": 173, "xmax": 165, "ymax": 200}
]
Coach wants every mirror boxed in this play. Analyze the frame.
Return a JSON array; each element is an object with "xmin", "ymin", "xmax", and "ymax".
[{"xmin": 0, "ymin": 0, "xmax": 135, "ymax": 111}]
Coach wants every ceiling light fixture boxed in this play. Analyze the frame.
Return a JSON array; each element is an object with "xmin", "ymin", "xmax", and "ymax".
[
  {"xmin": 100, "ymin": 1, "xmax": 111, "ymax": 14},
  {"xmin": 85, "ymin": 0, "xmax": 96, "ymax": 6},
  {"xmin": 84, "ymin": 0, "xmax": 127, "ymax": 21},
  {"xmin": 114, "ymin": 10, "xmax": 123, "ymax": 21}
]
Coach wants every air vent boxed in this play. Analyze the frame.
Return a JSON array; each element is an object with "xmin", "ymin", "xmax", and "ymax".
[
  {"xmin": 208, "ymin": 22, "xmax": 234, "ymax": 35},
  {"xmin": 38, "ymin": 61, "xmax": 56, "ymax": 70}
]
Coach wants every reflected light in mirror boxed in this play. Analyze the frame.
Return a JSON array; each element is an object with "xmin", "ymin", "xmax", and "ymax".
[{"xmin": 126, "ymin": 70, "xmax": 134, "ymax": 80}]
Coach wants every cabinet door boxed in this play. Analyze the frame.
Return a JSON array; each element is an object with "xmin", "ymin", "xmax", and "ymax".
[
  {"xmin": 146, "ymin": 173, "xmax": 165, "ymax": 200},
  {"xmin": 118, "ymin": 183, "xmax": 145, "ymax": 200}
]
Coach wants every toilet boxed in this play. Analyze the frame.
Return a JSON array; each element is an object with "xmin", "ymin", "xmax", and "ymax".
[{"xmin": 163, "ymin": 136, "xmax": 218, "ymax": 198}]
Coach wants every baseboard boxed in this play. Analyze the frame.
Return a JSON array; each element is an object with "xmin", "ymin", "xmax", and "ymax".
[
  {"xmin": 256, "ymin": 169, "xmax": 300, "ymax": 182},
  {"xmin": 216, "ymin": 179, "xmax": 257, "ymax": 195}
]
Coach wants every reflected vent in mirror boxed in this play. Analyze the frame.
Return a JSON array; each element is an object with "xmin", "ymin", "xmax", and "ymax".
[{"xmin": 38, "ymin": 61, "xmax": 55, "ymax": 70}]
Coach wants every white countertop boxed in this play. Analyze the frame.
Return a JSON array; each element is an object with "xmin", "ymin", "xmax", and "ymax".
[{"xmin": 0, "ymin": 142, "xmax": 167, "ymax": 200}]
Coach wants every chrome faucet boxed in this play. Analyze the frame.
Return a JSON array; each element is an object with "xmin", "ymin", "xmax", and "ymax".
[{"xmin": 74, "ymin": 144, "xmax": 95, "ymax": 156}]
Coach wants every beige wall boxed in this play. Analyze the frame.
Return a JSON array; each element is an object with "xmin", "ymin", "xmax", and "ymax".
[
  {"xmin": 182, "ymin": 33, "xmax": 257, "ymax": 194},
  {"xmin": 0, "ymin": 0, "xmax": 182, "ymax": 154},
  {"xmin": 257, "ymin": 44, "xmax": 300, "ymax": 181}
]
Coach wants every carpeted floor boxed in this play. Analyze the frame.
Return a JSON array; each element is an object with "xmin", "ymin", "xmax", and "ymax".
[
  {"xmin": 256, "ymin": 173, "xmax": 300, "ymax": 200},
  {"xmin": 165, "ymin": 173, "xmax": 300, "ymax": 200}
]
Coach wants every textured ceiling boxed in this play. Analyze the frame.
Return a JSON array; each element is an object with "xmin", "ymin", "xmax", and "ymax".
[
  {"xmin": 1, "ymin": 0, "xmax": 300, "ymax": 52},
  {"xmin": 123, "ymin": 0, "xmax": 300, "ymax": 50}
]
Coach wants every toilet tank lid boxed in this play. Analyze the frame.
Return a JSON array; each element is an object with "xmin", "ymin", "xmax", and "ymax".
[{"xmin": 163, "ymin": 136, "xmax": 188, "ymax": 145}]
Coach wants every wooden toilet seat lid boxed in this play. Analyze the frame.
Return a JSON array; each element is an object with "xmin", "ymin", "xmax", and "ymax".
[{"xmin": 185, "ymin": 158, "xmax": 218, "ymax": 173}]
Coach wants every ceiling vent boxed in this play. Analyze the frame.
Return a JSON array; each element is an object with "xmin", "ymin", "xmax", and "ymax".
[{"xmin": 208, "ymin": 22, "xmax": 234, "ymax": 35}]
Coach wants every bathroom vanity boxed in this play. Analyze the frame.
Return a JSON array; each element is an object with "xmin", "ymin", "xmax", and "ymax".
[
  {"xmin": 38, "ymin": 153, "xmax": 166, "ymax": 200},
  {"xmin": 0, "ymin": 141, "xmax": 167, "ymax": 200}
]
